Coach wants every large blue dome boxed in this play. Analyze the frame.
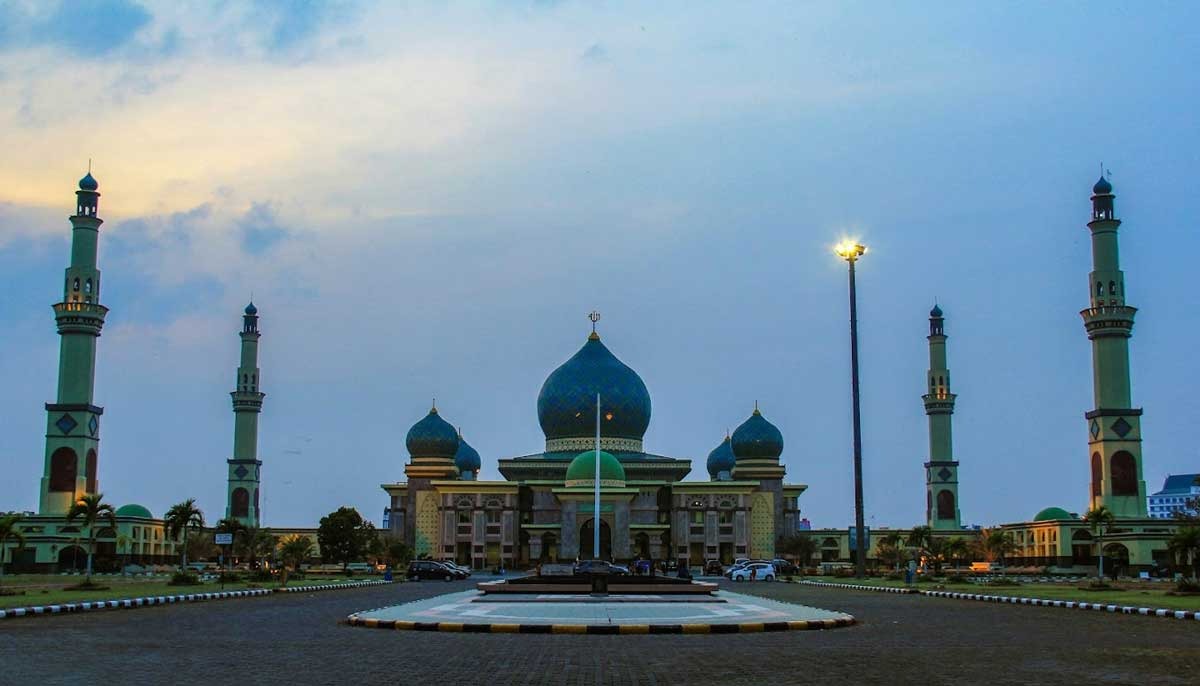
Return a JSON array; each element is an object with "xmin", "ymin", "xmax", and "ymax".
[
  {"xmin": 455, "ymin": 435, "xmax": 481, "ymax": 473},
  {"xmin": 406, "ymin": 407, "xmax": 459, "ymax": 458},
  {"xmin": 706, "ymin": 435, "xmax": 736, "ymax": 479},
  {"xmin": 731, "ymin": 408, "xmax": 784, "ymax": 460},
  {"xmin": 537, "ymin": 334, "xmax": 651, "ymax": 442}
]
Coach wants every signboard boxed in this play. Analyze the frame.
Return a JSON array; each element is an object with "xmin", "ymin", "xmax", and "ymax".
[
  {"xmin": 578, "ymin": 503, "xmax": 614, "ymax": 514},
  {"xmin": 847, "ymin": 526, "xmax": 870, "ymax": 553},
  {"xmin": 214, "ymin": 533, "xmax": 234, "ymax": 545}
]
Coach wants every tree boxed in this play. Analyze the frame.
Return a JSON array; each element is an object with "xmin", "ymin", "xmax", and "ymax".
[
  {"xmin": 65, "ymin": 493, "xmax": 117, "ymax": 582},
  {"xmin": 945, "ymin": 537, "xmax": 970, "ymax": 574},
  {"xmin": 923, "ymin": 536, "xmax": 949, "ymax": 576},
  {"xmin": 876, "ymin": 533, "xmax": 907, "ymax": 572},
  {"xmin": 0, "ymin": 513, "xmax": 26, "ymax": 588},
  {"xmin": 164, "ymin": 499, "xmax": 205, "ymax": 570},
  {"xmin": 1083, "ymin": 506, "xmax": 1116, "ymax": 580},
  {"xmin": 316, "ymin": 507, "xmax": 373, "ymax": 570},
  {"xmin": 977, "ymin": 528, "xmax": 1015, "ymax": 569},
  {"xmin": 278, "ymin": 534, "xmax": 315, "ymax": 585},
  {"xmin": 906, "ymin": 526, "xmax": 933, "ymax": 551},
  {"xmin": 1168, "ymin": 526, "xmax": 1200, "ymax": 579},
  {"xmin": 380, "ymin": 537, "xmax": 412, "ymax": 568},
  {"xmin": 235, "ymin": 527, "xmax": 276, "ymax": 570},
  {"xmin": 115, "ymin": 532, "xmax": 131, "ymax": 576},
  {"xmin": 778, "ymin": 533, "xmax": 818, "ymax": 568}
]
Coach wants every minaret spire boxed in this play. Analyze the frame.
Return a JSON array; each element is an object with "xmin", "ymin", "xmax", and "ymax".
[
  {"xmin": 923, "ymin": 303, "xmax": 960, "ymax": 530},
  {"xmin": 227, "ymin": 302, "xmax": 265, "ymax": 526},
  {"xmin": 39, "ymin": 172, "xmax": 108, "ymax": 513},
  {"xmin": 1081, "ymin": 174, "xmax": 1147, "ymax": 517}
]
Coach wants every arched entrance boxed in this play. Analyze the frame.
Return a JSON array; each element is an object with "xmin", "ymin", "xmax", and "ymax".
[
  {"xmin": 634, "ymin": 532, "xmax": 650, "ymax": 559},
  {"xmin": 1071, "ymin": 529, "xmax": 1094, "ymax": 565},
  {"xmin": 541, "ymin": 532, "xmax": 559, "ymax": 562},
  {"xmin": 58, "ymin": 546, "xmax": 87, "ymax": 572},
  {"xmin": 1103, "ymin": 543, "xmax": 1130, "ymax": 578},
  {"xmin": 579, "ymin": 519, "xmax": 612, "ymax": 560}
]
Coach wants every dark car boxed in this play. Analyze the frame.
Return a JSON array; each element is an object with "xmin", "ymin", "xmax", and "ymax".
[
  {"xmin": 704, "ymin": 559, "xmax": 724, "ymax": 575},
  {"xmin": 574, "ymin": 560, "xmax": 629, "ymax": 576},
  {"xmin": 772, "ymin": 559, "xmax": 799, "ymax": 576},
  {"xmin": 406, "ymin": 560, "xmax": 462, "ymax": 581}
]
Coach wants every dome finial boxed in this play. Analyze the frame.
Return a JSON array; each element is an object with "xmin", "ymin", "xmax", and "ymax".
[
  {"xmin": 753, "ymin": 400, "xmax": 760, "ymax": 416},
  {"xmin": 431, "ymin": 398, "xmax": 437, "ymax": 414},
  {"xmin": 588, "ymin": 310, "xmax": 601, "ymax": 340}
]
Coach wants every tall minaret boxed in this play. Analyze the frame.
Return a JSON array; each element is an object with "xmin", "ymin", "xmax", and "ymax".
[
  {"xmin": 923, "ymin": 305, "xmax": 960, "ymax": 530},
  {"xmin": 1081, "ymin": 175, "xmax": 1147, "ymax": 518},
  {"xmin": 226, "ymin": 303, "xmax": 265, "ymax": 526},
  {"xmin": 40, "ymin": 172, "xmax": 109, "ymax": 514}
]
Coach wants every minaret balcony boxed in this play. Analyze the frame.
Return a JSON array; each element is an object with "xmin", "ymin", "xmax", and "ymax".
[
  {"xmin": 230, "ymin": 391, "xmax": 265, "ymax": 412},
  {"xmin": 1081, "ymin": 305, "xmax": 1136, "ymax": 338},
  {"xmin": 54, "ymin": 301, "xmax": 107, "ymax": 334},
  {"xmin": 922, "ymin": 392, "xmax": 956, "ymax": 414}
]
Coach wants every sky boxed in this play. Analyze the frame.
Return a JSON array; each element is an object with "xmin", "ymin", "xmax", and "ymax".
[{"xmin": 2, "ymin": 1, "xmax": 1199, "ymax": 530}]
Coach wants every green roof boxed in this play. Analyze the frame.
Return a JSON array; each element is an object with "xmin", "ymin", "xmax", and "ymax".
[
  {"xmin": 565, "ymin": 449, "xmax": 626, "ymax": 486},
  {"xmin": 1033, "ymin": 507, "xmax": 1073, "ymax": 521},
  {"xmin": 116, "ymin": 504, "xmax": 154, "ymax": 519}
]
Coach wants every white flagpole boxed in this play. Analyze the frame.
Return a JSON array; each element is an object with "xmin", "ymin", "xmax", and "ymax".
[{"xmin": 594, "ymin": 392, "xmax": 601, "ymax": 560}]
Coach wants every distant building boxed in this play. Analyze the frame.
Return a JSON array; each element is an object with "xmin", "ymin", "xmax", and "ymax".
[{"xmin": 1147, "ymin": 474, "xmax": 1200, "ymax": 519}]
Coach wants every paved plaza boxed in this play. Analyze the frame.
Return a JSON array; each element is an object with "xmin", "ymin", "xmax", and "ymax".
[
  {"xmin": 347, "ymin": 588, "xmax": 852, "ymax": 631},
  {"xmin": 2, "ymin": 578, "xmax": 1197, "ymax": 685}
]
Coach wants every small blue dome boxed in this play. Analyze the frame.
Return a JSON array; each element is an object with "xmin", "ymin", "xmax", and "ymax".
[
  {"xmin": 731, "ymin": 408, "xmax": 784, "ymax": 461},
  {"xmin": 79, "ymin": 172, "xmax": 99, "ymax": 191},
  {"xmin": 244, "ymin": 302, "xmax": 258, "ymax": 315},
  {"xmin": 455, "ymin": 435, "xmax": 481, "ymax": 473},
  {"xmin": 706, "ymin": 435, "xmax": 736, "ymax": 479},
  {"xmin": 930, "ymin": 304, "xmax": 943, "ymax": 318},
  {"xmin": 1093, "ymin": 175, "xmax": 1112, "ymax": 195},
  {"xmin": 406, "ymin": 407, "xmax": 459, "ymax": 459},
  {"xmin": 537, "ymin": 334, "xmax": 651, "ymax": 442}
]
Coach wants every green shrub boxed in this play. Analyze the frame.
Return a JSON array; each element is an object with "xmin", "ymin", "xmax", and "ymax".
[
  {"xmin": 985, "ymin": 578, "xmax": 1021, "ymax": 587},
  {"xmin": 249, "ymin": 569, "xmax": 274, "ymax": 583},
  {"xmin": 218, "ymin": 572, "xmax": 242, "ymax": 584},
  {"xmin": 169, "ymin": 571, "xmax": 201, "ymax": 586},
  {"xmin": 1174, "ymin": 578, "xmax": 1200, "ymax": 593}
]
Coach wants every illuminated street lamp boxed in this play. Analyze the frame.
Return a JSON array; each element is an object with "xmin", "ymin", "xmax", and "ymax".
[{"xmin": 834, "ymin": 240, "xmax": 868, "ymax": 579}]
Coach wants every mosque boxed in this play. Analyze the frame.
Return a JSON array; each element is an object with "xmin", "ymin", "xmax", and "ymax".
[
  {"xmin": 382, "ymin": 323, "xmax": 807, "ymax": 569},
  {"xmin": 3, "ymin": 170, "xmax": 1188, "ymax": 575}
]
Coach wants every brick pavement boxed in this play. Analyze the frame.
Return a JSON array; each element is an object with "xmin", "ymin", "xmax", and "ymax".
[{"xmin": 1, "ymin": 578, "xmax": 1196, "ymax": 686}]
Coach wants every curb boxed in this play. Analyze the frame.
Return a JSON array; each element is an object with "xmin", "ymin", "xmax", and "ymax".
[
  {"xmin": 0, "ymin": 580, "xmax": 394, "ymax": 621},
  {"xmin": 799, "ymin": 581, "xmax": 919, "ymax": 594},
  {"xmin": 797, "ymin": 580, "xmax": 1200, "ymax": 622},
  {"xmin": 341, "ymin": 613, "xmax": 856, "ymax": 634}
]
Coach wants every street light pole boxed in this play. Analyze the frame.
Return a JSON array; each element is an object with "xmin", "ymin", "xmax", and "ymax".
[{"xmin": 835, "ymin": 241, "xmax": 868, "ymax": 579}]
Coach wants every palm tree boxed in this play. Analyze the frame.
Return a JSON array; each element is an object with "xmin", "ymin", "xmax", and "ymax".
[
  {"xmin": 235, "ymin": 527, "xmax": 276, "ymax": 571},
  {"xmin": 65, "ymin": 493, "xmax": 117, "ymax": 582},
  {"xmin": 164, "ymin": 499, "xmax": 205, "ymax": 571},
  {"xmin": 1168, "ymin": 526, "xmax": 1200, "ymax": 579},
  {"xmin": 979, "ymin": 528, "xmax": 1015, "ymax": 570},
  {"xmin": 1083, "ymin": 506, "xmax": 1116, "ymax": 580},
  {"xmin": 0, "ymin": 513, "xmax": 27, "ymax": 588},
  {"xmin": 906, "ymin": 526, "xmax": 933, "ymax": 551},
  {"xmin": 945, "ymin": 537, "xmax": 970, "ymax": 574},
  {"xmin": 115, "ymin": 533, "xmax": 131, "ymax": 576},
  {"xmin": 924, "ymin": 536, "xmax": 949, "ymax": 576},
  {"xmin": 278, "ymin": 534, "xmax": 314, "ymax": 586}
]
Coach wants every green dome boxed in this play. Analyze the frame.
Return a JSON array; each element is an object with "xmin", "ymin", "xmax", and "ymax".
[
  {"xmin": 116, "ymin": 504, "xmax": 154, "ymax": 519},
  {"xmin": 565, "ymin": 449, "xmax": 626, "ymax": 487},
  {"xmin": 1034, "ymin": 507, "xmax": 1072, "ymax": 521}
]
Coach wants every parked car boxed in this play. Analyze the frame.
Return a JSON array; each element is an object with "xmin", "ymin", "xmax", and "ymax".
[
  {"xmin": 729, "ymin": 562, "xmax": 776, "ymax": 582},
  {"xmin": 406, "ymin": 560, "xmax": 464, "ymax": 581},
  {"xmin": 574, "ymin": 560, "xmax": 629, "ymax": 576},
  {"xmin": 703, "ymin": 559, "xmax": 724, "ymax": 575},
  {"xmin": 441, "ymin": 561, "xmax": 472, "ymax": 576},
  {"xmin": 771, "ymin": 559, "xmax": 799, "ymax": 576}
]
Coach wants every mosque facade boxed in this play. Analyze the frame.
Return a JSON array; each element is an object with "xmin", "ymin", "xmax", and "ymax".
[{"xmin": 382, "ymin": 329, "xmax": 808, "ymax": 570}]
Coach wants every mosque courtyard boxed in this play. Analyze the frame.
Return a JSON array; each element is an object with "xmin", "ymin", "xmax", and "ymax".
[{"xmin": 2, "ymin": 579, "xmax": 1195, "ymax": 685}]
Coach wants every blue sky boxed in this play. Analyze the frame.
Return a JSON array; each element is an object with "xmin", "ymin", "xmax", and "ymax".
[{"xmin": 1, "ymin": 1, "xmax": 1198, "ymax": 529}]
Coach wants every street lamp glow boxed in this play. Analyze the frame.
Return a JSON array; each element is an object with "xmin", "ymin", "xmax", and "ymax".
[{"xmin": 834, "ymin": 240, "xmax": 867, "ymax": 261}]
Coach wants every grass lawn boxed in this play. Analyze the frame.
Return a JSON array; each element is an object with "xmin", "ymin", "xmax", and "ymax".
[
  {"xmin": 0, "ymin": 575, "xmax": 370, "ymax": 610},
  {"xmin": 801, "ymin": 576, "xmax": 1200, "ymax": 611}
]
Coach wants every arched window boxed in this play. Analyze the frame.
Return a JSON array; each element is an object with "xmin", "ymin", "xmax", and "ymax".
[
  {"xmin": 49, "ymin": 448, "xmax": 78, "ymax": 492},
  {"xmin": 936, "ymin": 490, "xmax": 955, "ymax": 520},
  {"xmin": 85, "ymin": 449, "xmax": 98, "ymax": 493},
  {"xmin": 73, "ymin": 278, "xmax": 80, "ymax": 292},
  {"xmin": 231, "ymin": 488, "xmax": 250, "ymax": 517},
  {"xmin": 1096, "ymin": 282, "xmax": 1103, "ymax": 297},
  {"xmin": 1090, "ymin": 452, "xmax": 1102, "ymax": 497},
  {"xmin": 1108, "ymin": 280, "xmax": 1116, "ymax": 295},
  {"xmin": 84, "ymin": 279, "xmax": 92, "ymax": 294},
  {"xmin": 1110, "ymin": 451, "xmax": 1137, "ymax": 496}
]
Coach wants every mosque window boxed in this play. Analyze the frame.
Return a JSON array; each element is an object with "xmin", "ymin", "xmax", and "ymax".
[
  {"xmin": 85, "ymin": 449, "xmax": 97, "ymax": 493},
  {"xmin": 1110, "ymin": 452, "xmax": 1137, "ymax": 495},
  {"xmin": 1096, "ymin": 282, "xmax": 1103, "ymax": 297},
  {"xmin": 1090, "ymin": 453, "xmax": 1103, "ymax": 497},
  {"xmin": 486, "ymin": 510, "xmax": 501, "ymax": 525},
  {"xmin": 1108, "ymin": 281, "xmax": 1116, "ymax": 295},
  {"xmin": 73, "ymin": 278, "xmax": 80, "ymax": 292},
  {"xmin": 936, "ymin": 490, "xmax": 955, "ymax": 520},
  {"xmin": 84, "ymin": 279, "xmax": 92, "ymax": 294},
  {"xmin": 692, "ymin": 511, "xmax": 704, "ymax": 524},
  {"xmin": 231, "ymin": 488, "xmax": 250, "ymax": 517},
  {"xmin": 458, "ymin": 510, "xmax": 471, "ymax": 524},
  {"xmin": 49, "ymin": 447, "xmax": 78, "ymax": 492},
  {"xmin": 718, "ymin": 510, "xmax": 733, "ymax": 525}
]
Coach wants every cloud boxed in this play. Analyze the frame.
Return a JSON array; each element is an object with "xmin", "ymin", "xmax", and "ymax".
[
  {"xmin": 0, "ymin": 0, "xmax": 152, "ymax": 55},
  {"xmin": 580, "ymin": 42, "xmax": 608, "ymax": 64}
]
